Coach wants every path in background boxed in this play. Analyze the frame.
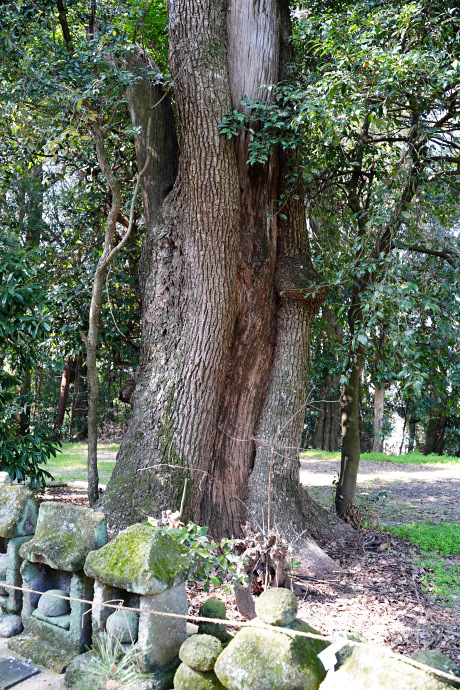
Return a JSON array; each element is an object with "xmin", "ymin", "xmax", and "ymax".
[{"xmin": 300, "ymin": 455, "xmax": 460, "ymax": 525}]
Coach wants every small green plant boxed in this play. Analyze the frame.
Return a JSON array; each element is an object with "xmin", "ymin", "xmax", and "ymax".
[
  {"xmin": 156, "ymin": 521, "xmax": 249, "ymax": 592},
  {"xmin": 74, "ymin": 633, "xmax": 146, "ymax": 690}
]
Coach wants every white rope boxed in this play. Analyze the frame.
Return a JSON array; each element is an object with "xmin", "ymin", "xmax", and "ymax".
[{"xmin": 2, "ymin": 581, "xmax": 459, "ymax": 683}]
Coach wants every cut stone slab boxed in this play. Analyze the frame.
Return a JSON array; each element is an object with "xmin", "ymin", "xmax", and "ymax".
[
  {"xmin": 0, "ymin": 656, "xmax": 39, "ymax": 689},
  {"xmin": 0, "ymin": 615, "xmax": 22, "ymax": 639},
  {"xmin": 214, "ymin": 620, "xmax": 328, "ymax": 690},
  {"xmin": 8, "ymin": 632, "xmax": 75, "ymax": 674},
  {"xmin": 320, "ymin": 645, "xmax": 455, "ymax": 689},
  {"xmin": 0, "ymin": 473, "xmax": 11, "ymax": 486},
  {"xmin": 20, "ymin": 502, "xmax": 107, "ymax": 571},
  {"xmin": 254, "ymin": 587, "xmax": 298, "ymax": 627},
  {"xmin": 174, "ymin": 662, "xmax": 226, "ymax": 690},
  {"xmin": 84, "ymin": 523, "xmax": 196, "ymax": 595},
  {"xmin": 0, "ymin": 486, "xmax": 37, "ymax": 538},
  {"xmin": 179, "ymin": 634, "xmax": 222, "ymax": 672}
]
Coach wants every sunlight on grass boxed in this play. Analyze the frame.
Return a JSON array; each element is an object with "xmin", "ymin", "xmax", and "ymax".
[
  {"xmin": 300, "ymin": 449, "xmax": 460, "ymax": 465},
  {"xmin": 382, "ymin": 522, "xmax": 460, "ymax": 605},
  {"xmin": 39, "ymin": 442, "xmax": 119, "ymax": 484}
]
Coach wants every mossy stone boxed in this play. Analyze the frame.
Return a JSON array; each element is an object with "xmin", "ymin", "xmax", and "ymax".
[
  {"xmin": 320, "ymin": 645, "xmax": 454, "ymax": 689},
  {"xmin": 0, "ymin": 485, "xmax": 37, "ymax": 537},
  {"xmin": 214, "ymin": 623, "xmax": 327, "ymax": 690},
  {"xmin": 255, "ymin": 587, "xmax": 298, "ymax": 626},
  {"xmin": 37, "ymin": 589, "xmax": 70, "ymax": 617},
  {"xmin": 179, "ymin": 634, "xmax": 222, "ymax": 672},
  {"xmin": 106, "ymin": 610, "xmax": 139, "ymax": 643},
  {"xmin": 174, "ymin": 662, "xmax": 226, "ymax": 689},
  {"xmin": 411, "ymin": 650, "xmax": 460, "ymax": 687},
  {"xmin": 19, "ymin": 502, "xmax": 107, "ymax": 571},
  {"xmin": 198, "ymin": 599, "xmax": 232, "ymax": 643},
  {"xmin": 85, "ymin": 524, "xmax": 196, "ymax": 595}
]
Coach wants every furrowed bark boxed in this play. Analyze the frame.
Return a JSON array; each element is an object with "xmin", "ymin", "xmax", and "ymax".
[
  {"xmin": 244, "ymin": 0, "xmax": 347, "ymax": 571},
  {"xmin": 100, "ymin": 0, "xmax": 347, "ymax": 572},
  {"xmin": 335, "ymin": 344, "xmax": 364, "ymax": 519}
]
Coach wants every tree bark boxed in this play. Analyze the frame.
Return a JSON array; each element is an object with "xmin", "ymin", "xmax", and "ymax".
[
  {"xmin": 408, "ymin": 415, "xmax": 416, "ymax": 453},
  {"xmin": 313, "ymin": 375, "xmax": 341, "ymax": 451},
  {"xmin": 335, "ymin": 345, "xmax": 364, "ymax": 518},
  {"xmin": 99, "ymin": 0, "xmax": 347, "ymax": 573},
  {"xmin": 372, "ymin": 386, "xmax": 384, "ymax": 453},
  {"xmin": 54, "ymin": 358, "xmax": 72, "ymax": 431},
  {"xmin": 424, "ymin": 411, "xmax": 446, "ymax": 455}
]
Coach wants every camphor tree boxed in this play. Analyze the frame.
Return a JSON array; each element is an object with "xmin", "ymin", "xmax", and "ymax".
[
  {"xmin": 240, "ymin": 0, "xmax": 460, "ymax": 518},
  {"xmin": 1, "ymin": 0, "xmax": 348, "ymax": 568},
  {"xmin": 96, "ymin": 0, "xmax": 351, "ymax": 572}
]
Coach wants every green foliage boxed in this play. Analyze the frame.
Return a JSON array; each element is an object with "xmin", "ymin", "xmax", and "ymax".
[
  {"xmin": 385, "ymin": 523, "xmax": 460, "ymax": 556},
  {"xmin": 161, "ymin": 522, "xmax": 248, "ymax": 592}
]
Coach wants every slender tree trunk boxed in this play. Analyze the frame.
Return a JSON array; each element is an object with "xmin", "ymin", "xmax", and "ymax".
[
  {"xmin": 335, "ymin": 345, "xmax": 364, "ymax": 518},
  {"xmin": 372, "ymin": 386, "xmax": 384, "ymax": 453},
  {"xmin": 19, "ymin": 369, "xmax": 31, "ymax": 436},
  {"xmin": 99, "ymin": 0, "xmax": 347, "ymax": 572},
  {"xmin": 400, "ymin": 402, "xmax": 408, "ymax": 455},
  {"xmin": 408, "ymin": 415, "xmax": 416, "ymax": 453},
  {"xmin": 54, "ymin": 358, "xmax": 72, "ymax": 431},
  {"xmin": 85, "ymin": 126, "xmax": 122, "ymax": 506},
  {"xmin": 424, "ymin": 411, "xmax": 446, "ymax": 455}
]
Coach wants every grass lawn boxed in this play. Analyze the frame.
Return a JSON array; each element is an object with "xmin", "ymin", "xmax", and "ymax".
[
  {"xmin": 301, "ymin": 448, "xmax": 460, "ymax": 465},
  {"xmin": 382, "ymin": 523, "xmax": 460, "ymax": 605},
  {"xmin": 40, "ymin": 442, "xmax": 120, "ymax": 485}
]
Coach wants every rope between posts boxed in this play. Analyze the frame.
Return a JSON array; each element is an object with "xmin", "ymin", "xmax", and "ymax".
[{"xmin": 2, "ymin": 581, "xmax": 460, "ymax": 684}]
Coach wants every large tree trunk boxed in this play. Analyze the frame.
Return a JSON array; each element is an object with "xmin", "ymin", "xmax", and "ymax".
[
  {"xmin": 372, "ymin": 386, "xmax": 384, "ymax": 453},
  {"xmin": 100, "ymin": 0, "xmax": 347, "ymax": 573}
]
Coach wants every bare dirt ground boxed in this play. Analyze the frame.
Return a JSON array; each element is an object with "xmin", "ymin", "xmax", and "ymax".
[
  {"xmin": 300, "ymin": 456, "xmax": 460, "ymax": 525},
  {"xmin": 33, "ymin": 457, "xmax": 460, "ymax": 667}
]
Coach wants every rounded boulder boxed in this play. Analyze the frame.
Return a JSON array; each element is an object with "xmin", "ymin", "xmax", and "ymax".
[
  {"xmin": 179, "ymin": 634, "xmax": 223, "ymax": 672},
  {"xmin": 106, "ymin": 610, "xmax": 139, "ymax": 643},
  {"xmin": 174, "ymin": 662, "xmax": 226, "ymax": 690},
  {"xmin": 254, "ymin": 587, "xmax": 298, "ymax": 626},
  {"xmin": 37, "ymin": 589, "xmax": 70, "ymax": 617}
]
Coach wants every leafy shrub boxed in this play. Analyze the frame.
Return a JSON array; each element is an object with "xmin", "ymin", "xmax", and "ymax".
[{"xmin": 154, "ymin": 520, "xmax": 248, "ymax": 592}]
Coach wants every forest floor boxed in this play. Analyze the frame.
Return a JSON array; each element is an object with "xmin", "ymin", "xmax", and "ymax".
[{"xmin": 34, "ymin": 448, "xmax": 460, "ymax": 668}]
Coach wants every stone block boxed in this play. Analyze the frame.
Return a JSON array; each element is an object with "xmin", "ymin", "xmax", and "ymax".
[
  {"xmin": 9, "ymin": 561, "xmax": 94, "ymax": 671},
  {"xmin": 0, "ymin": 486, "xmax": 37, "ymax": 538},
  {"xmin": 214, "ymin": 620, "xmax": 328, "ymax": 690},
  {"xmin": 138, "ymin": 582, "xmax": 188, "ymax": 672},
  {"xmin": 85, "ymin": 523, "xmax": 196, "ymax": 595},
  {"xmin": 320, "ymin": 645, "xmax": 455, "ymax": 689},
  {"xmin": 0, "ymin": 535, "xmax": 33, "ymax": 630},
  {"xmin": 20, "ymin": 502, "xmax": 107, "ymax": 572}
]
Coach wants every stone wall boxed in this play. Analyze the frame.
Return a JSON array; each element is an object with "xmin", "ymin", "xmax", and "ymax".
[{"xmin": 0, "ymin": 483, "xmax": 458, "ymax": 689}]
